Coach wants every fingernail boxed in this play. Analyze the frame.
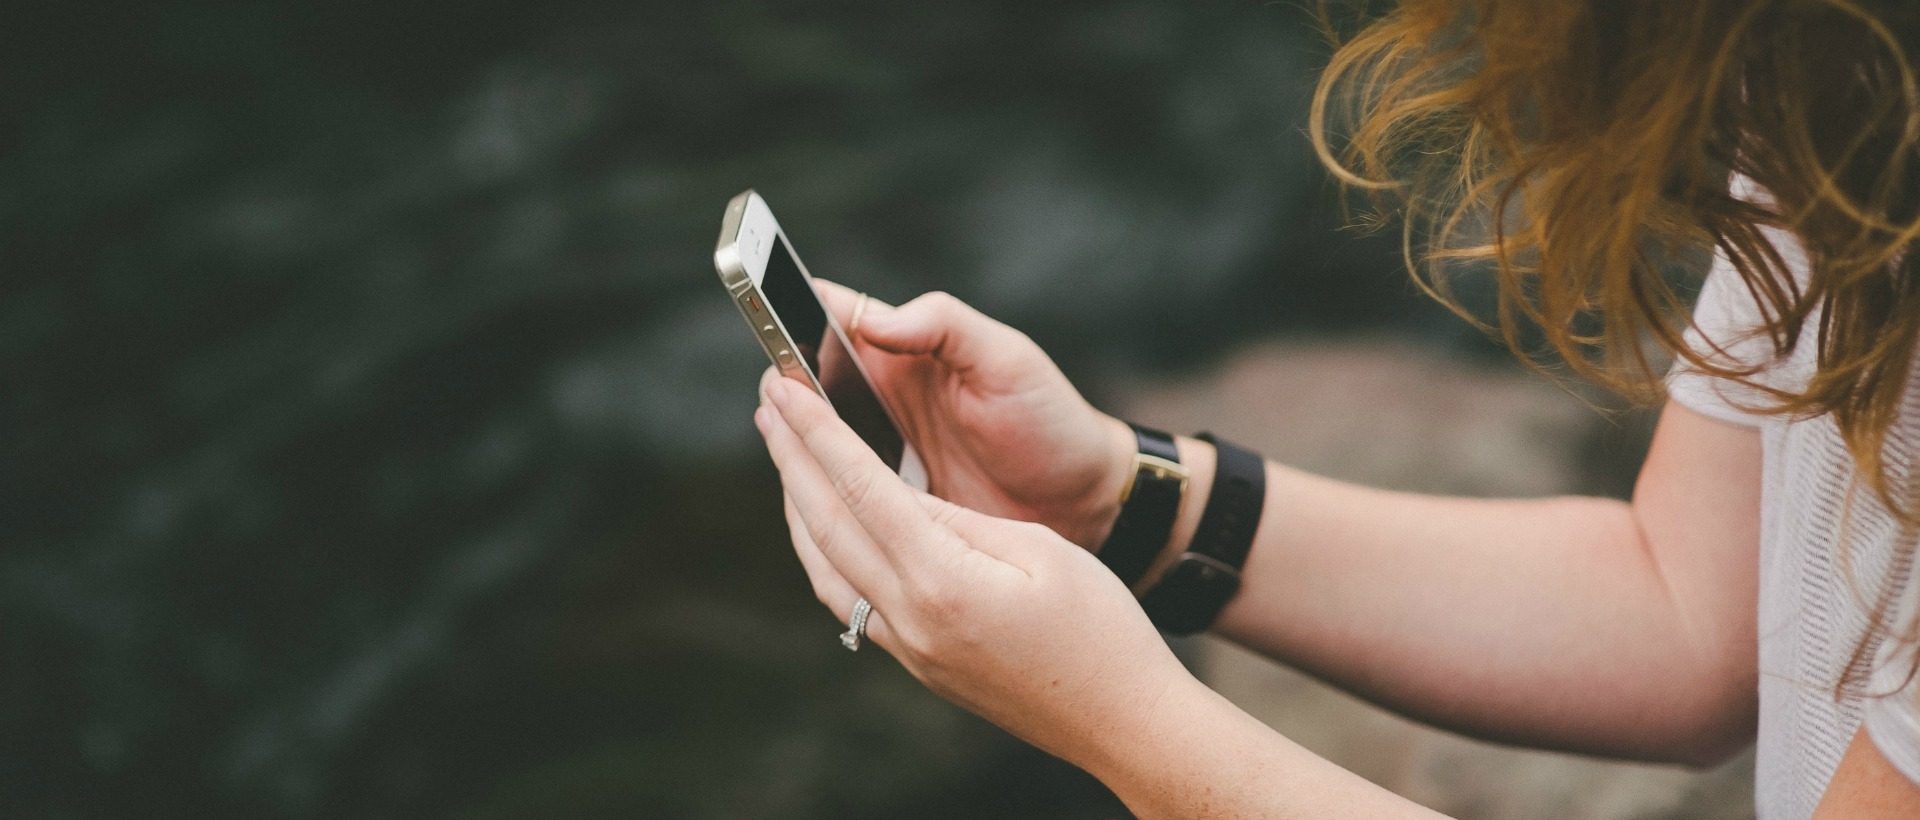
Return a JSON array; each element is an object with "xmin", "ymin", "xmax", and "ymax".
[{"xmin": 767, "ymin": 378, "xmax": 796, "ymax": 409}]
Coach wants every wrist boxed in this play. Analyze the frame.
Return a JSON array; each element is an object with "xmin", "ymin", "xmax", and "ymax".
[
  {"xmin": 1075, "ymin": 414, "xmax": 1142, "ymax": 549},
  {"xmin": 1079, "ymin": 670, "xmax": 1425, "ymax": 819},
  {"xmin": 1074, "ymin": 670, "xmax": 1248, "ymax": 814},
  {"xmin": 1070, "ymin": 665, "xmax": 1210, "ymax": 782}
]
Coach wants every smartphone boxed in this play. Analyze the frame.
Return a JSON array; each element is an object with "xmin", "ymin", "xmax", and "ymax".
[{"xmin": 714, "ymin": 189, "xmax": 928, "ymax": 490}]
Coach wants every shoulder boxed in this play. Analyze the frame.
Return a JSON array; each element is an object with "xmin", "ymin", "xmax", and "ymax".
[{"xmin": 1664, "ymin": 175, "xmax": 1814, "ymax": 428}]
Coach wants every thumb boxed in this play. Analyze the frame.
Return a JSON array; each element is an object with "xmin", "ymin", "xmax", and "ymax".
[{"xmin": 858, "ymin": 291, "xmax": 1031, "ymax": 377}]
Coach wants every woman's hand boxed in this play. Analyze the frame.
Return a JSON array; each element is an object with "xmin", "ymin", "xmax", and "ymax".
[
  {"xmin": 806, "ymin": 281, "xmax": 1135, "ymax": 549},
  {"xmin": 754, "ymin": 377, "xmax": 1191, "ymax": 767}
]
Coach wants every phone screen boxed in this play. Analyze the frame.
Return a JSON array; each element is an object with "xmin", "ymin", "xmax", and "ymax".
[{"xmin": 758, "ymin": 235, "xmax": 907, "ymax": 472}]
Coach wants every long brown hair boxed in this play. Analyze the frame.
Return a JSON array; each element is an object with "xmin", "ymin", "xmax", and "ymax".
[{"xmin": 1309, "ymin": 0, "xmax": 1920, "ymax": 687}]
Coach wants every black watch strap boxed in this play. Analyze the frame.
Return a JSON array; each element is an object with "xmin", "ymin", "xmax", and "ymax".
[
  {"xmin": 1096, "ymin": 424, "xmax": 1187, "ymax": 588},
  {"xmin": 1141, "ymin": 432, "xmax": 1265, "ymax": 636}
]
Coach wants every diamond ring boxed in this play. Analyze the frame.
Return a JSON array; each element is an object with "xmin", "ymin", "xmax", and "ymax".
[{"xmin": 840, "ymin": 597, "xmax": 872, "ymax": 651}]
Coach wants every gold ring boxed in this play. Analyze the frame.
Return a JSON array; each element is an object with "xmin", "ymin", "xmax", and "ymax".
[{"xmin": 848, "ymin": 292, "xmax": 870, "ymax": 340}]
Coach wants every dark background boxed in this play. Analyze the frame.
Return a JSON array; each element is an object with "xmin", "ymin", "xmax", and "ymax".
[{"xmin": 0, "ymin": 2, "xmax": 1667, "ymax": 818}]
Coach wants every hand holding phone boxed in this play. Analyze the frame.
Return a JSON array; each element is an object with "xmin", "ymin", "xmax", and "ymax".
[
  {"xmin": 715, "ymin": 190, "xmax": 1138, "ymax": 550},
  {"xmin": 714, "ymin": 190, "xmax": 927, "ymax": 489}
]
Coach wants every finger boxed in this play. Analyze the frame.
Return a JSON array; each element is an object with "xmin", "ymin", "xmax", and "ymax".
[
  {"xmin": 765, "ymin": 378, "xmax": 957, "ymax": 573},
  {"xmin": 785, "ymin": 491, "xmax": 848, "ymax": 601},
  {"xmin": 811, "ymin": 278, "xmax": 895, "ymax": 337},
  {"xmin": 786, "ymin": 493, "xmax": 897, "ymax": 650},
  {"xmin": 758, "ymin": 365, "xmax": 781, "ymax": 403},
  {"xmin": 811, "ymin": 565, "xmax": 897, "ymax": 654},
  {"xmin": 852, "ymin": 291, "xmax": 1031, "ymax": 376},
  {"xmin": 757, "ymin": 403, "xmax": 902, "ymax": 603}
]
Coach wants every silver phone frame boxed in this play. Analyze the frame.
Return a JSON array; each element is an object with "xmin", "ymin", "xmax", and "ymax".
[{"xmin": 714, "ymin": 189, "xmax": 928, "ymax": 490}]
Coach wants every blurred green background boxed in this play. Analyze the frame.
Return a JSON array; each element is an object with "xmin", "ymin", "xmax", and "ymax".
[{"xmin": 2, "ymin": 2, "xmax": 1749, "ymax": 818}]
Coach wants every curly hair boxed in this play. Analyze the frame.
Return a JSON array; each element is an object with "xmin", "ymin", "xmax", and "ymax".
[{"xmin": 1309, "ymin": 0, "xmax": 1920, "ymax": 688}]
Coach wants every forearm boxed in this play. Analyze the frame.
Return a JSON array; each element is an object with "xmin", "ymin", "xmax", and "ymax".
[
  {"xmin": 1140, "ymin": 408, "xmax": 1759, "ymax": 764},
  {"xmin": 1081, "ymin": 672, "xmax": 1448, "ymax": 819},
  {"xmin": 1224, "ymin": 470, "xmax": 1737, "ymax": 760}
]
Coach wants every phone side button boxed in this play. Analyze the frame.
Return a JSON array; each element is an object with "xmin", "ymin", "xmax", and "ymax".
[{"xmin": 775, "ymin": 349, "xmax": 794, "ymax": 365}]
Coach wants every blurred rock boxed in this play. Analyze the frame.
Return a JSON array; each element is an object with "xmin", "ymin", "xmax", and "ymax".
[{"xmin": 1, "ymin": 1, "xmax": 1714, "ymax": 816}]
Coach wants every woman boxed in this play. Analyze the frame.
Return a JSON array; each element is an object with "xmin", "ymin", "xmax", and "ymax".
[{"xmin": 753, "ymin": 2, "xmax": 1920, "ymax": 816}]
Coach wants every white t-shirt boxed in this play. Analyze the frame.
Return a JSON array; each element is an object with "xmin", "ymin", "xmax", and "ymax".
[{"xmin": 1666, "ymin": 205, "xmax": 1920, "ymax": 818}]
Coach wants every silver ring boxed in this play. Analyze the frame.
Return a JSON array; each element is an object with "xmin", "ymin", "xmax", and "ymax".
[
  {"xmin": 847, "ymin": 292, "xmax": 870, "ymax": 340},
  {"xmin": 840, "ymin": 597, "xmax": 872, "ymax": 651}
]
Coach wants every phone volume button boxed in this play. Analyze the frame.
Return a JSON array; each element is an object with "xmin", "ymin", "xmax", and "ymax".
[{"xmin": 775, "ymin": 349, "xmax": 794, "ymax": 365}]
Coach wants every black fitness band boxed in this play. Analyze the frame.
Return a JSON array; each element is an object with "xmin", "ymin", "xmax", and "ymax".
[
  {"xmin": 1141, "ymin": 432, "xmax": 1265, "ymax": 636},
  {"xmin": 1096, "ymin": 424, "xmax": 1187, "ymax": 588}
]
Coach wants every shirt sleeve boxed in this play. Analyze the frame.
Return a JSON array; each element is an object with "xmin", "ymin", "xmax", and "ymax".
[
  {"xmin": 1864, "ymin": 572, "xmax": 1920, "ymax": 788},
  {"xmin": 1667, "ymin": 175, "xmax": 1810, "ymax": 426},
  {"xmin": 1664, "ymin": 248, "xmax": 1779, "ymax": 428}
]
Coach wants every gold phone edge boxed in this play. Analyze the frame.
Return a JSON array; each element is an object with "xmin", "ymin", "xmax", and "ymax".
[{"xmin": 714, "ymin": 190, "xmax": 823, "ymax": 391}]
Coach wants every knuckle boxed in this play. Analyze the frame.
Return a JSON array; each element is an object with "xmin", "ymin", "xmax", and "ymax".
[
  {"xmin": 807, "ymin": 521, "xmax": 845, "ymax": 558},
  {"xmin": 923, "ymin": 500, "xmax": 963, "ymax": 528},
  {"xmin": 918, "ymin": 290, "xmax": 967, "ymax": 321},
  {"xmin": 910, "ymin": 578, "xmax": 967, "ymax": 623},
  {"xmin": 894, "ymin": 582, "xmax": 991, "ymax": 665},
  {"xmin": 803, "ymin": 512, "xmax": 855, "ymax": 559},
  {"xmin": 897, "ymin": 623, "xmax": 943, "ymax": 661},
  {"xmin": 828, "ymin": 460, "xmax": 876, "ymax": 509}
]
